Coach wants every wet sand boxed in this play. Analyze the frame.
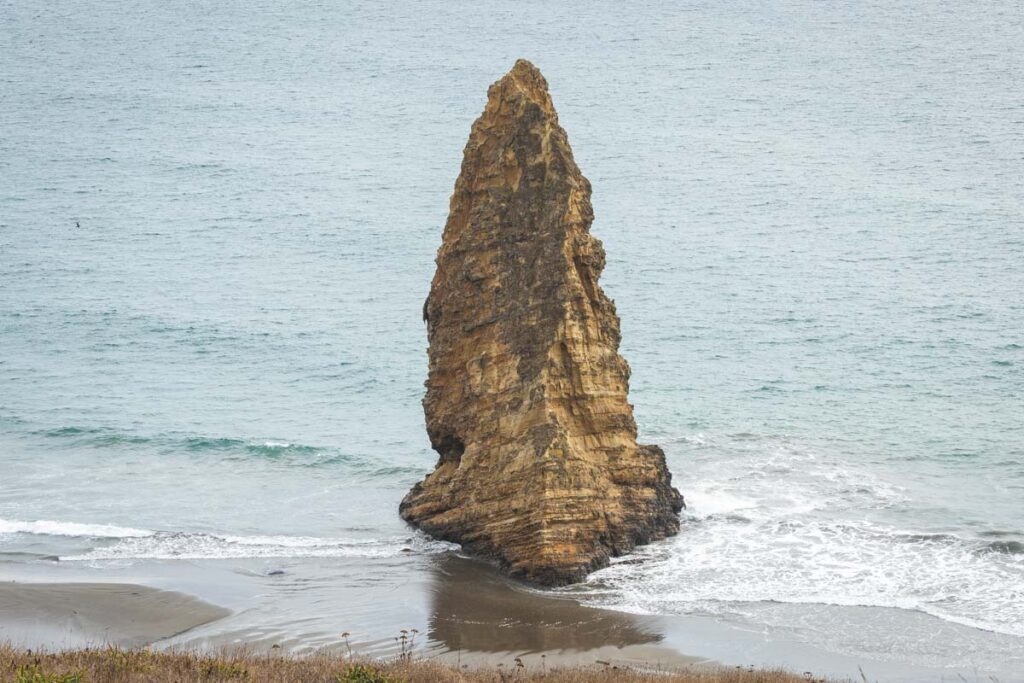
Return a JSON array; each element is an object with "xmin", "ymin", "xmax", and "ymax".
[
  {"xmin": 153, "ymin": 554, "xmax": 704, "ymax": 670},
  {"xmin": 419, "ymin": 555, "xmax": 702, "ymax": 670},
  {"xmin": 0, "ymin": 559, "xmax": 697, "ymax": 669},
  {"xmin": 2, "ymin": 556, "xmax": 1018, "ymax": 681},
  {"xmin": 0, "ymin": 582, "xmax": 230, "ymax": 649}
]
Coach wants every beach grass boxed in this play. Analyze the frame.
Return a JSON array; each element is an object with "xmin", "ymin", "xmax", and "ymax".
[{"xmin": 0, "ymin": 645, "xmax": 830, "ymax": 683}]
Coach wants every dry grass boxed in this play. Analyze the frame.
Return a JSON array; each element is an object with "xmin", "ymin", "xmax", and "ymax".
[{"xmin": 0, "ymin": 645, "xmax": 833, "ymax": 683}]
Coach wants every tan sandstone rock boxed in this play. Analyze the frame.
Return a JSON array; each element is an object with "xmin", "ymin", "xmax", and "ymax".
[{"xmin": 400, "ymin": 59, "xmax": 684, "ymax": 586}]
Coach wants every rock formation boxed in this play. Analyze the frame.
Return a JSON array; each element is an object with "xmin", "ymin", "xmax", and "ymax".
[{"xmin": 400, "ymin": 59, "xmax": 683, "ymax": 586}]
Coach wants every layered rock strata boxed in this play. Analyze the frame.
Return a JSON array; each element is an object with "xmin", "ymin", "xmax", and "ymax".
[{"xmin": 400, "ymin": 59, "xmax": 683, "ymax": 586}]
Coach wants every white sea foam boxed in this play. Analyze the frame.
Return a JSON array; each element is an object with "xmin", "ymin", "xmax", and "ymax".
[
  {"xmin": 683, "ymin": 486, "xmax": 755, "ymax": 517},
  {"xmin": 0, "ymin": 518, "xmax": 152, "ymax": 538},
  {"xmin": 572, "ymin": 434, "xmax": 1024, "ymax": 641},
  {"xmin": 0, "ymin": 517, "xmax": 456, "ymax": 561},
  {"xmin": 584, "ymin": 515, "xmax": 1024, "ymax": 637},
  {"xmin": 62, "ymin": 531, "xmax": 456, "ymax": 561},
  {"xmin": 58, "ymin": 530, "xmax": 456, "ymax": 561}
]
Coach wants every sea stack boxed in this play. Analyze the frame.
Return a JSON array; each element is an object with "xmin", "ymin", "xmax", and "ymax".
[{"xmin": 400, "ymin": 59, "xmax": 684, "ymax": 586}]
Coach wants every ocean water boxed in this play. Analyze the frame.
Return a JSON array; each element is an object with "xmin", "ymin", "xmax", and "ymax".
[{"xmin": 2, "ymin": 0, "xmax": 1022, "ymax": 678}]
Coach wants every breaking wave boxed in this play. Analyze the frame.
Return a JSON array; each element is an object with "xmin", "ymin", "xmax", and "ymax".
[
  {"xmin": 0, "ymin": 518, "xmax": 150, "ymax": 538},
  {"xmin": 0, "ymin": 517, "xmax": 456, "ymax": 561},
  {"xmin": 566, "ymin": 433, "xmax": 1024, "ymax": 640}
]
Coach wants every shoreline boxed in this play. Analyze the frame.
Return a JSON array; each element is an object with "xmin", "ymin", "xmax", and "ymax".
[
  {"xmin": 0, "ymin": 570, "xmax": 703, "ymax": 671},
  {"xmin": 1, "ymin": 555, "xmax": 1020, "ymax": 682}
]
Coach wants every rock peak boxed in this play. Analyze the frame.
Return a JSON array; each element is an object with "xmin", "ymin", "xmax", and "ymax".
[
  {"xmin": 504, "ymin": 58, "xmax": 549, "ymax": 93},
  {"xmin": 484, "ymin": 59, "xmax": 554, "ymax": 117},
  {"xmin": 506, "ymin": 58, "xmax": 544, "ymax": 81},
  {"xmin": 400, "ymin": 62, "xmax": 683, "ymax": 586}
]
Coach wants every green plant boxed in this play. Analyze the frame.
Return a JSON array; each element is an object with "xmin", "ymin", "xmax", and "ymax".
[
  {"xmin": 15, "ymin": 664, "xmax": 84, "ymax": 683},
  {"xmin": 337, "ymin": 663, "xmax": 399, "ymax": 683}
]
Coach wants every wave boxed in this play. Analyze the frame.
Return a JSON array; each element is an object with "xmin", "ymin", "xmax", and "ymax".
[
  {"xmin": 0, "ymin": 517, "xmax": 456, "ymax": 561},
  {"xmin": 578, "ymin": 515, "xmax": 1024, "ymax": 638},
  {"xmin": 33, "ymin": 427, "xmax": 323, "ymax": 457},
  {"xmin": 0, "ymin": 551, "xmax": 59, "ymax": 563},
  {"xmin": 62, "ymin": 531, "xmax": 456, "ymax": 561},
  {"xmin": 181, "ymin": 436, "xmax": 321, "ymax": 458},
  {"xmin": 27, "ymin": 426, "xmax": 425, "ymax": 475},
  {"xmin": 569, "ymin": 432, "xmax": 1024, "ymax": 640},
  {"xmin": 0, "ymin": 518, "xmax": 150, "ymax": 538},
  {"xmin": 983, "ymin": 540, "xmax": 1024, "ymax": 555}
]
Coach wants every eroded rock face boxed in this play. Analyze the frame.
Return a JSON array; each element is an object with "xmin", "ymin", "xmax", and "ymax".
[{"xmin": 400, "ymin": 59, "xmax": 683, "ymax": 586}]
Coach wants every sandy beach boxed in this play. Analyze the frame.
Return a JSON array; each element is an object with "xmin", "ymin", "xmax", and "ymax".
[
  {"xmin": 0, "ymin": 582, "xmax": 229, "ymax": 649},
  {"xmin": 0, "ymin": 560, "xmax": 696, "ymax": 669},
  {"xmin": 0, "ymin": 566, "xmax": 703, "ymax": 675},
  {"xmin": 2, "ymin": 555, "xmax": 1019, "ymax": 682}
]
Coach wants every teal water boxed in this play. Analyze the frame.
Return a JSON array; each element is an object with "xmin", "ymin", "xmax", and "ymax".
[{"xmin": 2, "ymin": 0, "xmax": 1022, "ymax": 677}]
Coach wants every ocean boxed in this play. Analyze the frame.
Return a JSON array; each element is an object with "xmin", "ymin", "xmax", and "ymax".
[{"xmin": 2, "ymin": 0, "xmax": 1022, "ymax": 679}]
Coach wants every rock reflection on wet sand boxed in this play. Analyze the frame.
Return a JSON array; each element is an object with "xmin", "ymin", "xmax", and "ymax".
[{"xmin": 427, "ymin": 555, "xmax": 662, "ymax": 654}]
